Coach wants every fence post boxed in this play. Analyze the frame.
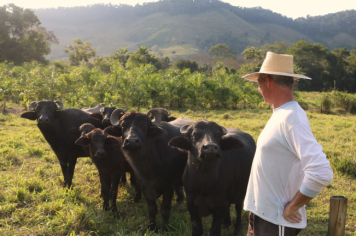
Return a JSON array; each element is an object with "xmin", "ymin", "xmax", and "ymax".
[{"xmin": 328, "ymin": 196, "xmax": 348, "ymax": 236}]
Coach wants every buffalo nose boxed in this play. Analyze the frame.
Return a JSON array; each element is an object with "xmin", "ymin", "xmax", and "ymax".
[
  {"xmin": 124, "ymin": 136, "xmax": 140, "ymax": 148},
  {"xmin": 38, "ymin": 117, "xmax": 49, "ymax": 124},
  {"xmin": 202, "ymin": 143, "xmax": 219, "ymax": 154},
  {"xmin": 95, "ymin": 150, "xmax": 106, "ymax": 157},
  {"xmin": 103, "ymin": 118, "xmax": 110, "ymax": 124}
]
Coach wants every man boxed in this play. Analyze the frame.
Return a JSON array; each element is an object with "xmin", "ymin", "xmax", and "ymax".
[{"xmin": 242, "ymin": 52, "xmax": 333, "ymax": 236}]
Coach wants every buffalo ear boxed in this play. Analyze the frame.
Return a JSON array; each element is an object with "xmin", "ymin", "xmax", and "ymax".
[
  {"xmin": 55, "ymin": 111, "xmax": 68, "ymax": 119},
  {"xmin": 105, "ymin": 136, "xmax": 121, "ymax": 146},
  {"xmin": 69, "ymin": 128, "xmax": 81, "ymax": 135},
  {"xmin": 75, "ymin": 137, "xmax": 90, "ymax": 146},
  {"xmin": 169, "ymin": 136, "xmax": 190, "ymax": 152},
  {"xmin": 147, "ymin": 125, "xmax": 165, "ymax": 138},
  {"xmin": 90, "ymin": 113, "xmax": 103, "ymax": 120},
  {"xmin": 21, "ymin": 112, "xmax": 37, "ymax": 120},
  {"xmin": 104, "ymin": 126, "xmax": 122, "ymax": 137},
  {"xmin": 220, "ymin": 135, "xmax": 244, "ymax": 151}
]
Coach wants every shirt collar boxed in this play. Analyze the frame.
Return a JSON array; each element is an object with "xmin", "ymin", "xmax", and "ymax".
[{"xmin": 273, "ymin": 101, "xmax": 297, "ymax": 112}]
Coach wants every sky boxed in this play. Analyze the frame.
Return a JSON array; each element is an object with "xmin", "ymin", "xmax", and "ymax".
[{"xmin": 2, "ymin": 0, "xmax": 356, "ymax": 19}]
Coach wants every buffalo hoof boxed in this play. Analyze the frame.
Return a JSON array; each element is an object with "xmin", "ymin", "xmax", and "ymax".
[
  {"xmin": 148, "ymin": 223, "xmax": 158, "ymax": 233},
  {"xmin": 233, "ymin": 226, "xmax": 242, "ymax": 236},
  {"xmin": 162, "ymin": 223, "xmax": 174, "ymax": 232}
]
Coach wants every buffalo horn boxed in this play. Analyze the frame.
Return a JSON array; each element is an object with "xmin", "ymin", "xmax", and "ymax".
[
  {"xmin": 110, "ymin": 108, "xmax": 125, "ymax": 126},
  {"xmin": 180, "ymin": 125, "xmax": 190, "ymax": 135},
  {"xmin": 100, "ymin": 107, "xmax": 104, "ymax": 114},
  {"xmin": 28, "ymin": 101, "xmax": 37, "ymax": 111},
  {"xmin": 147, "ymin": 109, "xmax": 162, "ymax": 125},
  {"xmin": 55, "ymin": 100, "xmax": 64, "ymax": 110},
  {"xmin": 221, "ymin": 126, "xmax": 228, "ymax": 135}
]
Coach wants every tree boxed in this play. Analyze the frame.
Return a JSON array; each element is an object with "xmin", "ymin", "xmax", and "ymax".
[
  {"xmin": 242, "ymin": 46, "xmax": 266, "ymax": 61},
  {"xmin": 112, "ymin": 47, "xmax": 130, "ymax": 68},
  {"xmin": 0, "ymin": 4, "xmax": 58, "ymax": 65},
  {"xmin": 174, "ymin": 59, "xmax": 199, "ymax": 73},
  {"xmin": 209, "ymin": 44, "xmax": 237, "ymax": 59},
  {"xmin": 287, "ymin": 40, "xmax": 329, "ymax": 91},
  {"xmin": 262, "ymin": 41, "xmax": 289, "ymax": 54},
  {"xmin": 64, "ymin": 38, "xmax": 96, "ymax": 66},
  {"xmin": 126, "ymin": 46, "xmax": 161, "ymax": 69}
]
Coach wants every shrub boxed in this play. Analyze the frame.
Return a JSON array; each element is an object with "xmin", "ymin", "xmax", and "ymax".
[
  {"xmin": 298, "ymin": 100, "xmax": 309, "ymax": 111},
  {"xmin": 330, "ymin": 156, "xmax": 356, "ymax": 178},
  {"xmin": 320, "ymin": 95, "xmax": 332, "ymax": 114}
]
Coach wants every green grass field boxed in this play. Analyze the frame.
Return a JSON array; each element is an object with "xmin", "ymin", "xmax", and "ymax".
[{"xmin": 0, "ymin": 105, "xmax": 355, "ymax": 235}]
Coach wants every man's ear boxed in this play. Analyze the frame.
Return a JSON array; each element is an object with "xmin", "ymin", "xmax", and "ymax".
[
  {"xmin": 55, "ymin": 111, "xmax": 68, "ymax": 119},
  {"xmin": 169, "ymin": 136, "xmax": 190, "ymax": 152},
  {"xmin": 265, "ymin": 74, "xmax": 273, "ymax": 88},
  {"xmin": 105, "ymin": 136, "xmax": 121, "ymax": 146},
  {"xmin": 89, "ymin": 113, "xmax": 103, "ymax": 120},
  {"xmin": 21, "ymin": 112, "xmax": 37, "ymax": 120},
  {"xmin": 75, "ymin": 137, "xmax": 90, "ymax": 146},
  {"xmin": 104, "ymin": 126, "xmax": 122, "ymax": 137},
  {"xmin": 147, "ymin": 125, "xmax": 165, "ymax": 138},
  {"xmin": 220, "ymin": 135, "xmax": 244, "ymax": 151},
  {"xmin": 68, "ymin": 128, "xmax": 80, "ymax": 135}
]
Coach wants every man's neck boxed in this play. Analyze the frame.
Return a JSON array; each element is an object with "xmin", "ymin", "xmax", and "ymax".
[{"xmin": 270, "ymin": 87, "xmax": 295, "ymax": 109}]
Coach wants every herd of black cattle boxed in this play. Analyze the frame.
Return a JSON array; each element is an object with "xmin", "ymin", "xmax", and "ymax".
[{"xmin": 20, "ymin": 100, "xmax": 256, "ymax": 236}]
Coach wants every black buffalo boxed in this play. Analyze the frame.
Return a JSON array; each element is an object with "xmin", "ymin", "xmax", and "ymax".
[
  {"xmin": 148, "ymin": 108, "xmax": 176, "ymax": 123},
  {"xmin": 169, "ymin": 120, "xmax": 255, "ymax": 236},
  {"xmin": 75, "ymin": 125, "xmax": 124, "ymax": 216},
  {"xmin": 82, "ymin": 104, "xmax": 104, "ymax": 114},
  {"xmin": 20, "ymin": 100, "xmax": 102, "ymax": 188},
  {"xmin": 88, "ymin": 106, "xmax": 118, "ymax": 128},
  {"xmin": 109, "ymin": 109, "xmax": 190, "ymax": 231}
]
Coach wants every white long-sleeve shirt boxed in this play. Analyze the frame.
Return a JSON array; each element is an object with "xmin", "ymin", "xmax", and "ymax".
[{"xmin": 243, "ymin": 101, "xmax": 333, "ymax": 229}]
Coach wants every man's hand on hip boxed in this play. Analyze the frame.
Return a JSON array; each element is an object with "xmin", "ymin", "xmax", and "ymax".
[
  {"xmin": 283, "ymin": 191, "xmax": 313, "ymax": 223},
  {"xmin": 283, "ymin": 202, "xmax": 302, "ymax": 223}
]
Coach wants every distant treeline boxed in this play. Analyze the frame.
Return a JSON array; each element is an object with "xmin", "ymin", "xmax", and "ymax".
[{"xmin": 35, "ymin": 0, "xmax": 356, "ymax": 39}]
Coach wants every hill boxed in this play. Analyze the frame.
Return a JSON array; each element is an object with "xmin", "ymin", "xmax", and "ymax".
[{"xmin": 33, "ymin": 1, "xmax": 356, "ymax": 61}]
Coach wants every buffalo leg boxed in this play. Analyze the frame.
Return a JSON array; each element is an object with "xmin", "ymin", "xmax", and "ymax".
[
  {"xmin": 223, "ymin": 206, "xmax": 232, "ymax": 228},
  {"xmin": 146, "ymin": 198, "xmax": 158, "ymax": 232},
  {"xmin": 161, "ymin": 189, "xmax": 174, "ymax": 231},
  {"xmin": 65, "ymin": 157, "xmax": 77, "ymax": 188},
  {"xmin": 130, "ymin": 172, "xmax": 142, "ymax": 203},
  {"xmin": 110, "ymin": 172, "xmax": 120, "ymax": 218},
  {"xmin": 210, "ymin": 207, "xmax": 228, "ymax": 236},
  {"xmin": 60, "ymin": 162, "xmax": 68, "ymax": 187},
  {"xmin": 100, "ymin": 174, "xmax": 110, "ymax": 212},
  {"xmin": 234, "ymin": 199, "xmax": 244, "ymax": 235},
  {"xmin": 187, "ymin": 197, "xmax": 203, "ymax": 236}
]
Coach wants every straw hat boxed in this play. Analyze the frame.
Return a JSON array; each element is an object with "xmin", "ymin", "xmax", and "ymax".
[{"xmin": 242, "ymin": 51, "xmax": 312, "ymax": 82}]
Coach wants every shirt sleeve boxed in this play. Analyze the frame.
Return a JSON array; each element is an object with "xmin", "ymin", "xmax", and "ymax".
[{"xmin": 285, "ymin": 122, "xmax": 333, "ymax": 198}]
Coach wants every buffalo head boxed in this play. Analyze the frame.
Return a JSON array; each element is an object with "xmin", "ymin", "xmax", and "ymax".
[
  {"xmin": 75, "ymin": 128, "xmax": 120, "ymax": 158},
  {"xmin": 90, "ymin": 106, "xmax": 118, "ymax": 127},
  {"xmin": 21, "ymin": 100, "xmax": 67, "ymax": 127},
  {"xmin": 113, "ymin": 111, "xmax": 165, "ymax": 151},
  {"xmin": 169, "ymin": 120, "xmax": 244, "ymax": 163}
]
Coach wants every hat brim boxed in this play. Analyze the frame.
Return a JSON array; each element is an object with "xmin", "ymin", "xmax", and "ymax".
[{"xmin": 242, "ymin": 72, "xmax": 312, "ymax": 82}]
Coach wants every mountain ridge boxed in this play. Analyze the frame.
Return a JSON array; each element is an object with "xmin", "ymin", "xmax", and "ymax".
[{"xmin": 33, "ymin": 1, "xmax": 356, "ymax": 61}]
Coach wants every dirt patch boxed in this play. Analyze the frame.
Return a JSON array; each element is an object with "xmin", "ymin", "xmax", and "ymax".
[{"xmin": 1, "ymin": 104, "xmax": 26, "ymax": 116}]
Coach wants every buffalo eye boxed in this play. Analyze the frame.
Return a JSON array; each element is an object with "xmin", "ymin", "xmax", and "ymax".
[{"xmin": 192, "ymin": 132, "xmax": 200, "ymax": 140}]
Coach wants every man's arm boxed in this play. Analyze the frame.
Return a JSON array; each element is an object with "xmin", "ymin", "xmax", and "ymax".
[
  {"xmin": 283, "ymin": 191, "xmax": 313, "ymax": 223},
  {"xmin": 284, "ymin": 121, "xmax": 333, "ymax": 223}
]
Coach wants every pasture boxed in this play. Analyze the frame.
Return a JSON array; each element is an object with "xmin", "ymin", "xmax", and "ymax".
[{"xmin": 0, "ymin": 105, "xmax": 355, "ymax": 235}]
